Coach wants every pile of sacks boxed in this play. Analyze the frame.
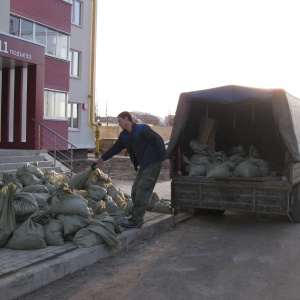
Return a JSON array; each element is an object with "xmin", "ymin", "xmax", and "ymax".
[
  {"xmin": 185, "ymin": 139, "xmax": 270, "ymax": 178},
  {"xmin": 0, "ymin": 163, "xmax": 173, "ymax": 250}
]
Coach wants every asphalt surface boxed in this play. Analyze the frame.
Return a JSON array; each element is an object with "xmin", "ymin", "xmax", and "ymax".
[{"xmin": 13, "ymin": 207, "xmax": 300, "ymax": 300}]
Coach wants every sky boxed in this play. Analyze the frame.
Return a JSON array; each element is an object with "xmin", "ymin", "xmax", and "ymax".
[{"xmin": 96, "ymin": 0, "xmax": 300, "ymax": 119}]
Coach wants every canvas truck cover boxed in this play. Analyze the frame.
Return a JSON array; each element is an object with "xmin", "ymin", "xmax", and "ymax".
[{"xmin": 167, "ymin": 85, "xmax": 300, "ymax": 162}]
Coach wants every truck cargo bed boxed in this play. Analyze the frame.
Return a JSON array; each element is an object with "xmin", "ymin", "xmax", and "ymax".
[{"xmin": 171, "ymin": 176, "xmax": 291, "ymax": 215}]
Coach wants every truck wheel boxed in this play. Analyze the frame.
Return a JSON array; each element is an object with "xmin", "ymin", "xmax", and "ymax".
[{"xmin": 292, "ymin": 184, "xmax": 300, "ymax": 222}]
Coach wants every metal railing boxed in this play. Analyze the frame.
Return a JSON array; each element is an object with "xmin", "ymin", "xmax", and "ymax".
[{"xmin": 32, "ymin": 119, "xmax": 77, "ymax": 175}]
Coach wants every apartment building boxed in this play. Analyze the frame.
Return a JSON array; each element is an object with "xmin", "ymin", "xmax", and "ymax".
[{"xmin": 0, "ymin": 0, "xmax": 96, "ymax": 157}]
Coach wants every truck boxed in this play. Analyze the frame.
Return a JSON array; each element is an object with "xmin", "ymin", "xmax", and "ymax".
[{"xmin": 167, "ymin": 85, "xmax": 300, "ymax": 222}]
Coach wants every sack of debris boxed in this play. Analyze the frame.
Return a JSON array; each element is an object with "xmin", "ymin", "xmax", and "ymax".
[
  {"xmin": 43, "ymin": 218, "xmax": 64, "ymax": 246},
  {"xmin": 73, "ymin": 213, "xmax": 121, "ymax": 249},
  {"xmin": 146, "ymin": 192, "xmax": 160, "ymax": 211},
  {"xmin": 107, "ymin": 186, "xmax": 128, "ymax": 211},
  {"xmin": 2, "ymin": 173, "xmax": 23, "ymax": 190},
  {"xmin": 233, "ymin": 160, "xmax": 265, "ymax": 177},
  {"xmin": 56, "ymin": 214, "xmax": 91, "ymax": 236},
  {"xmin": 68, "ymin": 167, "xmax": 94, "ymax": 190},
  {"xmin": 151, "ymin": 199, "xmax": 173, "ymax": 214},
  {"xmin": 189, "ymin": 140, "xmax": 208, "ymax": 154},
  {"xmin": 5, "ymin": 207, "xmax": 52, "ymax": 250},
  {"xmin": 190, "ymin": 154, "xmax": 210, "ymax": 165},
  {"xmin": 0, "ymin": 160, "xmax": 173, "ymax": 250},
  {"xmin": 206, "ymin": 162, "xmax": 232, "ymax": 178},
  {"xmin": 13, "ymin": 191, "xmax": 39, "ymax": 222},
  {"xmin": 246, "ymin": 158, "xmax": 270, "ymax": 176},
  {"xmin": 87, "ymin": 185, "xmax": 107, "ymax": 201},
  {"xmin": 189, "ymin": 164, "xmax": 206, "ymax": 177},
  {"xmin": 50, "ymin": 184, "xmax": 93, "ymax": 218},
  {"xmin": 83, "ymin": 168, "xmax": 112, "ymax": 189},
  {"xmin": 42, "ymin": 170, "xmax": 68, "ymax": 186},
  {"xmin": 0, "ymin": 183, "xmax": 17, "ymax": 248},
  {"xmin": 16, "ymin": 162, "xmax": 45, "ymax": 179}
]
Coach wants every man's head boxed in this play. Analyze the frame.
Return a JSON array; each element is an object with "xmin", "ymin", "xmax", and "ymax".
[{"xmin": 117, "ymin": 111, "xmax": 133, "ymax": 131}]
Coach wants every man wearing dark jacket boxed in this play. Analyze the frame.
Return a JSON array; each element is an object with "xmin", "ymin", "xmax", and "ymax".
[{"xmin": 92, "ymin": 111, "xmax": 169, "ymax": 228}]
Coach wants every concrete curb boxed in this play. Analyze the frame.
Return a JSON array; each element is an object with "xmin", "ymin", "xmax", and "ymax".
[
  {"xmin": 175, "ymin": 211, "xmax": 194, "ymax": 223},
  {"xmin": 0, "ymin": 213, "xmax": 175, "ymax": 300}
]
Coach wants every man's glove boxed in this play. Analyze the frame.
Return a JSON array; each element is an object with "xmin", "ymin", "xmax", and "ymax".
[{"xmin": 91, "ymin": 162, "xmax": 98, "ymax": 170}]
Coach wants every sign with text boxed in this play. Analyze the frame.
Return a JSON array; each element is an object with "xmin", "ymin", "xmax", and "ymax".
[{"xmin": 0, "ymin": 33, "xmax": 45, "ymax": 65}]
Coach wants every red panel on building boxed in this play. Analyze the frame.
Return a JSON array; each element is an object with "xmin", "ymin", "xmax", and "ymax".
[
  {"xmin": 0, "ymin": 34, "xmax": 45, "ymax": 65},
  {"xmin": 44, "ymin": 57, "xmax": 70, "ymax": 91},
  {"xmin": 43, "ymin": 119, "xmax": 69, "ymax": 150},
  {"xmin": 0, "ymin": 33, "xmax": 45, "ymax": 149},
  {"xmin": 1, "ymin": 68, "xmax": 10, "ymax": 143},
  {"xmin": 1, "ymin": 1, "xmax": 73, "ymax": 151},
  {"xmin": 10, "ymin": 0, "xmax": 71, "ymax": 33}
]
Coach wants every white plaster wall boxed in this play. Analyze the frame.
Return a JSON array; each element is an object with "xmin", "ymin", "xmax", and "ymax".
[
  {"xmin": 0, "ymin": 1, "xmax": 10, "ymax": 33},
  {"xmin": 68, "ymin": 0, "xmax": 95, "ymax": 149}
]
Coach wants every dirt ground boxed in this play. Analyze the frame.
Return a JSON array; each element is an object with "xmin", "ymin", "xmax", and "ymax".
[
  {"xmin": 72, "ymin": 156, "xmax": 170, "ymax": 182},
  {"xmin": 17, "ymin": 157, "xmax": 300, "ymax": 300},
  {"xmin": 18, "ymin": 210, "xmax": 300, "ymax": 300}
]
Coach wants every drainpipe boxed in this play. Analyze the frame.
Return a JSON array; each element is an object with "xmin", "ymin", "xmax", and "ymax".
[{"xmin": 89, "ymin": 0, "xmax": 100, "ymax": 157}]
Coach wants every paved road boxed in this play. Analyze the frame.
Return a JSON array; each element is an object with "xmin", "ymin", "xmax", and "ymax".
[{"xmin": 19, "ymin": 210, "xmax": 300, "ymax": 300}]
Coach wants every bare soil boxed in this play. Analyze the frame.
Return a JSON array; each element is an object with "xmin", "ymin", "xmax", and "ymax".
[
  {"xmin": 18, "ymin": 210, "xmax": 300, "ymax": 300},
  {"xmin": 72, "ymin": 156, "xmax": 170, "ymax": 182}
]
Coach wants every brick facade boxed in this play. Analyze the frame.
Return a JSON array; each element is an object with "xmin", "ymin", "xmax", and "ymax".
[
  {"xmin": 0, "ymin": 33, "xmax": 45, "ymax": 150},
  {"xmin": 44, "ymin": 57, "xmax": 70, "ymax": 91},
  {"xmin": 43, "ymin": 119, "xmax": 69, "ymax": 150},
  {"xmin": 9, "ymin": 0, "xmax": 72, "ymax": 150},
  {"xmin": 10, "ymin": 0, "xmax": 71, "ymax": 33}
]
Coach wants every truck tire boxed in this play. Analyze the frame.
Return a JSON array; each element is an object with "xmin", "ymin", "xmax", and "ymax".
[{"xmin": 292, "ymin": 184, "xmax": 300, "ymax": 223}]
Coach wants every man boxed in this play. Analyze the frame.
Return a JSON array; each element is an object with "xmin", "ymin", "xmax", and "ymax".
[{"xmin": 92, "ymin": 111, "xmax": 169, "ymax": 228}]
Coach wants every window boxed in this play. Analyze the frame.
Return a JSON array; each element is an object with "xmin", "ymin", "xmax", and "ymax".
[
  {"xmin": 21, "ymin": 19, "xmax": 33, "ymax": 40},
  {"xmin": 35, "ymin": 24, "xmax": 47, "ymax": 45},
  {"xmin": 69, "ymin": 49, "xmax": 81, "ymax": 77},
  {"xmin": 46, "ymin": 28, "xmax": 57, "ymax": 56},
  {"xmin": 68, "ymin": 103, "xmax": 79, "ymax": 128},
  {"xmin": 57, "ymin": 32, "xmax": 68, "ymax": 60},
  {"xmin": 9, "ymin": 16, "xmax": 19, "ymax": 36},
  {"xmin": 9, "ymin": 15, "xmax": 69, "ymax": 60},
  {"xmin": 45, "ymin": 29, "xmax": 69, "ymax": 59},
  {"xmin": 71, "ymin": 0, "xmax": 82, "ymax": 26},
  {"xmin": 44, "ymin": 90, "xmax": 67, "ymax": 119}
]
